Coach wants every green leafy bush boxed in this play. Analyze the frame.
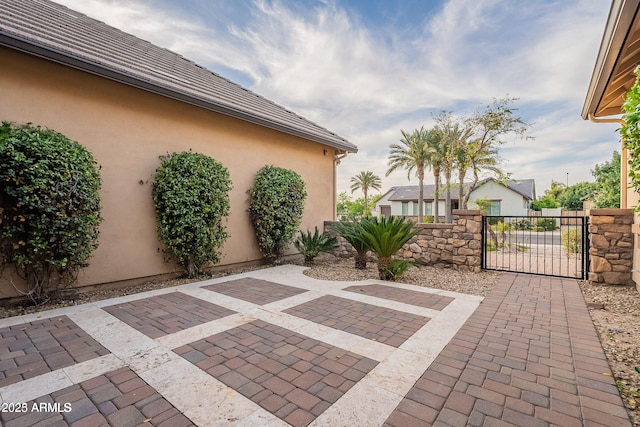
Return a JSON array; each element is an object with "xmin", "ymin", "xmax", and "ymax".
[
  {"xmin": 294, "ymin": 227, "xmax": 337, "ymax": 265},
  {"xmin": 360, "ymin": 216, "xmax": 421, "ymax": 280},
  {"xmin": 0, "ymin": 122, "xmax": 102, "ymax": 304},
  {"xmin": 562, "ymin": 228, "xmax": 582, "ymax": 254},
  {"xmin": 333, "ymin": 219, "xmax": 372, "ymax": 269},
  {"xmin": 621, "ymin": 67, "xmax": 640, "ymax": 210},
  {"xmin": 535, "ymin": 218, "xmax": 557, "ymax": 231},
  {"xmin": 152, "ymin": 151, "xmax": 231, "ymax": 278},
  {"xmin": 248, "ymin": 166, "xmax": 307, "ymax": 262},
  {"xmin": 512, "ymin": 219, "xmax": 531, "ymax": 230}
]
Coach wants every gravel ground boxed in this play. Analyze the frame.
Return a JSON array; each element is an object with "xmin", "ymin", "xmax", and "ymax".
[{"xmin": 0, "ymin": 255, "xmax": 638, "ymax": 425}]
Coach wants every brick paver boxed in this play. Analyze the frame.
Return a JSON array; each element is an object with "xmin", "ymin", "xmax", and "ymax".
[
  {"xmin": 102, "ymin": 292, "xmax": 236, "ymax": 338},
  {"xmin": 203, "ymin": 277, "xmax": 308, "ymax": 305},
  {"xmin": 284, "ymin": 295, "xmax": 429, "ymax": 347},
  {"xmin": 383, "ymin": 273, "xmax": 633, "ymax": 427},
  {"xmin": 0, "ymin": 367, "xmax": 194, "ymax": 426},
  {"xmin": 174, "ymin": 319, "xmax": 378, "ymax": 427},
  {"xmin": 0, "ymin": 316, "xmax": 109, "ymax": 387},
  {"xmin": 343, "ymin": 284, "xmax": 454, "ymax": 310}
]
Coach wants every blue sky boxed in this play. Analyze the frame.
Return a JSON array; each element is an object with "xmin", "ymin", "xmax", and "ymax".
[{"xmin": 55, "ymin": 0, "xmax": 619, "ymax": 197}]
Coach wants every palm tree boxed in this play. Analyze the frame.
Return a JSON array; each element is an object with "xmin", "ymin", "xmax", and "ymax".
[
  {"xmin": 386, "ymin": 127, "xmax": 432, "ymax": 222},
  {"xmin": 350, "ymin": 171, "xmax": 381, "ymax": 217},
  {"xmin": 425, "ymin": 128, "xmax": 445, "ymax": 222}
]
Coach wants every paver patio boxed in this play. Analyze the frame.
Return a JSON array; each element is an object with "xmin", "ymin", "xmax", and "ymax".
[{"xmin": 0, "ymin": 265, "xmax": 632, "ymax": 426}]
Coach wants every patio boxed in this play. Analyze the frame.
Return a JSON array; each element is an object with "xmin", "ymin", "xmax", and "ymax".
[{"xmin": 0, "ymin": 266, "xmax": 632, "ymax": 426}]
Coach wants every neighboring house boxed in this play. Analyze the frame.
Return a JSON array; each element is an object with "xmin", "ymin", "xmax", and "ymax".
[
  {"xmin": 582, "ymin": 0, "xmax": 640, "ymax": 289},
  {"xmin": 0, "ymin": 0, "xmax": 357, "ymax": 297},
  {"xmin": 375, "ymin": 178, "xmax": 536, "ymax": 220}
]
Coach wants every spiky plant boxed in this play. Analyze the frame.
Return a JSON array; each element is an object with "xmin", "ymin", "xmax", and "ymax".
[
  {"xmin": 332, "ymin": 219, "xmax": 372, "ymax": 269},
  {"xmin": 360, "ymin": 216, "xmax": 421, "ymax": 280},
  {"xmin": 294, "ymin": 227, "xmax": 337, "ymax": 265}
]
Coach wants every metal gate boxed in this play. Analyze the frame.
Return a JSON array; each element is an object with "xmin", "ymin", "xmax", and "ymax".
[{"xmin": 481, "ymin": 216, "xmax": 589, "ymax": 279}]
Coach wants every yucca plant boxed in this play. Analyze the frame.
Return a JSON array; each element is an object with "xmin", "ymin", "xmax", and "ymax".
[
  {"xmin": 332, "ymin": 219, "xmax": 372, "ymax": 269},
  {"xmin": 294, "ymin": 227, "xmax": 338, "ymax": 265},
  {"xmin": 360, "ymin": 216, "xmax": 421, "ymax": 280}
]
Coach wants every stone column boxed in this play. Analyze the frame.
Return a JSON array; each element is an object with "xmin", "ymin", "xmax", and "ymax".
[
  {"xmin": 451, "ymin": 210, "xmax": 483, "ymax": 273},
  {"xmin": 588, "ymin": 209, "xmax": 634, "ymax": 285}
]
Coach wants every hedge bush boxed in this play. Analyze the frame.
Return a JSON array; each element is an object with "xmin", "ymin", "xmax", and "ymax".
[
  {"xmin": 152, "ymin": 151, "xmax": 232, "ymax": 278},
  {"xmin": 0, "ymin": 122, "xmax": 102, "ymax": 304},
  {"xmin": 248, "ymin": 166, "xmax": 307, "ymax": 262}
]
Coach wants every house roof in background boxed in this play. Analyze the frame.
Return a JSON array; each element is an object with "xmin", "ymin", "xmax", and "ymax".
[
  {"xmin": 0, "ymin": 0, "xmax": 357, "ymax": 153},
  {"xmin": 385, "ymin": 179, "xmax": 536, "ymax": 202},
  {"xmin": 582, "ymin": 0, "xmax": 640, "ymax": 119}
]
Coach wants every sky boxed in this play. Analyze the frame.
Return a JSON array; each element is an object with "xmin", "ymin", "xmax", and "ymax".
[{"xmin": 54, "ymin": 0, "xmax": 620, "ymax": 199}]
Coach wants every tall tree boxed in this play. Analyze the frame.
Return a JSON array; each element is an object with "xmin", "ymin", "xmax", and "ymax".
[
  {"xmin": 434, "ymin": 112, "xmax": 473, "ymax": 222},
  {"xmin": 461, "ymin": 97, "xmax": 531, "ymax": 208},
  {"xmin": 592, "ymin": 151, "xmax": 621, "ymax": 208},
  {"xmin": 425, "ymin": 128, "xmax": 445, "ymax": 222},
  {"xmin": 558, "ymin": 182, "xmax": 598, "ymax": 210},
  {"xmin": 350, "ymin": 170, "xmax": 381, "ymax": 216},
  {"xmin": 386, "ymin": 127, "xmax": 431, "ymax": 222}
]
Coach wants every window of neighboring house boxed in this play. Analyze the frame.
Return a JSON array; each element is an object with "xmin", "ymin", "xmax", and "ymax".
[
  {"xmin": 487, "ymin": 201, "xmax": 500, "ymax": 216},
  {"xmin": 425, "ymin": 202, "xmax": 433, "ymax": 215},
  {"xmin": 413, "ymin": 202, "xmax": 419, "ymax": 216},
  {"xmin": 402, "ymin": 202, "xmax": 409, "ymax": 215}
]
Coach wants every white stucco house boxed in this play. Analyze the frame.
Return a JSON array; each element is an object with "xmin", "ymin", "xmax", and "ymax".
[{"xmin": 375, "ymin": 178, "xmax": 536, "ymax": 220}]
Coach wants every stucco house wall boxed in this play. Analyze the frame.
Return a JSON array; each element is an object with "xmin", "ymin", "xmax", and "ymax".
[
  {"xmin": 468, "ymin": 180, "xmax": 530, "ymax": 217},
  {"xmin": 0, "ymin": 46, "xmax": 347, "ymax": 296}
]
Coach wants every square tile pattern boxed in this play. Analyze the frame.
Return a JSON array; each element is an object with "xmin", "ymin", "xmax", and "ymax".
[
  {"xmin": 0, "ymin": 367, "xmax": 194, "ymax": 427},
  {"xmin": 0, "ymin": 316, "xmax": 109, "ymax": 387},
  {"xmin": 343, "ymin": 284, "xmax": 454, "ymax": 310},
  {"xmin": 203, "ymin": 277, "xmax": 308, "ymax": 305},
  {"xmin": 284, "ymin": 295, "xmax": 430, "ymax": 347},
  {"xmin": 174, "ymin": 320, "xmax": 378, "ymax": 427},
  {"xmin": 102, "ymin": 292, "xmax": 236, "ymax": 338}
]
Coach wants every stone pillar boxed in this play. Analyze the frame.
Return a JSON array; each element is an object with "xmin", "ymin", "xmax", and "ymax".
[
  {"xmin": 588, "ymin": 209, "xmax": 634, "ymax": 285},
  {"xmin": 450, "ymin": 210, "xmax": 483, "ymax": 272}
]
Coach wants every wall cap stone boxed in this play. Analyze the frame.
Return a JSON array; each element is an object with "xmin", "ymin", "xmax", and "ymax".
[
  {"xmin": 587, "ymin": 208, "xmax": 633, "ymax": 217},
  {"xmin": 453, "ymin": 209, "xmax": 483, "ymax": 215}
]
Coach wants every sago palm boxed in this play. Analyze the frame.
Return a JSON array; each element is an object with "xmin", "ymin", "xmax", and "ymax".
[
  {"xmin": 350, "ymin": 171, "xmax": 381, "ymax": 216},
  {"xmin": 360, "ymin": 216, "xmax": 421, "ymax": 280},
  {"xmin": 332, "ymin": 219, "xmax": 372, "ymax": 269},
  {"xmin": 294, "ymin": 227, "xmax": 337, "ymax": 265}
]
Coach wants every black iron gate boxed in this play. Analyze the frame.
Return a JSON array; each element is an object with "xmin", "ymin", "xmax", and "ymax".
[{"xmin": 481, "ymin": 216, "xmax": 589, "ymax": 279}]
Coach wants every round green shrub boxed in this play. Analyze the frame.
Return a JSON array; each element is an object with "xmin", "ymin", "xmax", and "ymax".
[
  {"xmin": 0, "ymin": 121, "xmax": 102, "ymax": 304},
  {"xmin": 248, "ymin": 166, "xmax": 307, "ymax": 262},
  {"xmin": 152, "ymin": 151, "xmax": 232, "ymax": 278}
]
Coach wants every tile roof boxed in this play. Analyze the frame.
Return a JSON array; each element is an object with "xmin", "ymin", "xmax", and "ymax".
[
  {"xmin": 0, "ymin": 0, "xmax": 357, "ymax": 153},
  {"xmin": 386, "ymin": 179, "xmax": 535, "ymax": 201}
]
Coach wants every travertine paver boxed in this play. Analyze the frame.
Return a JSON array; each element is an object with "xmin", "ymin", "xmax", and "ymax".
[
  {"xmin": 284, "ymin": 295, "xmax": 429, "ymax": 347},
  {"xmin": 0, "ymin": 367, "xmax": 194, "ymax": 427},
  {"xmin": 174, "ymin": 319, "xmax": 378, "ymax": 427},
  {"xmin": 203, "ymin": 277, "xmax": 308, "ymax": 305},
  {"xmin": 383, "ymin": 273, "xmax": 633, "ymax": 427},
  {"xmin": 0, "ymin": 316, "xmax": 109, "ymax": 388},
  {"xmin": 102, "ymin": 292, "xmax": 236, "ymax": 338},
  {"xmin": 343, "ymin": 284, "xmax": 454, "ymax": 310}
]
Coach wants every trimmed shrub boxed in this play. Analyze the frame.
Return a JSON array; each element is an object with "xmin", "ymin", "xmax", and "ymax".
[
  {"xmin": 294, "ymin": 227, "xmax": 337, "ymax": 265},
  {"xmin": 535, "ymin": 218, "xmax": 557, "ymax": 231},
  {"xmin": 248, "ymin": 166, "xmax": 307, "ymax": 262},
  {"xmin": 0, "ymin": 122, "xmax": 102, "ymax": 304},
  {"xmin": 152, "ymin": 151, "xmax": 232, "ymax": 278},
  {"xmin": 562, "ymin": 228, "xmax": 582, "ymax": 254},
  {"xmin": 512, "ymin": 219, "xmax": 531, "ymax": 230}
]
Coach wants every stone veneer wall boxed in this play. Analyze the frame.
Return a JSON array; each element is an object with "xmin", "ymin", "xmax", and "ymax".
[
  {"xmin": 325, "ymin": 209, "xmax": 483, "ymax": 273},
  {"xmin": 588, "ymin": 209, "xmax": 634, "ymax": 286}
]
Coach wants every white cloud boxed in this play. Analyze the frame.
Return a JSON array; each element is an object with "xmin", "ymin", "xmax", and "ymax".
[{"xmin": 53, "ymin": 0, "xmax": 618, "ymax": 195}]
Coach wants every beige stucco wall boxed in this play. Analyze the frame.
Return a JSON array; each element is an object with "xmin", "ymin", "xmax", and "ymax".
[{"xmin": 0, "ymin": 47, "xmax": 339, "ymax": 297}]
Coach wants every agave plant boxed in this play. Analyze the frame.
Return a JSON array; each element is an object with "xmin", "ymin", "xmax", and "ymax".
[
  {"xmin": 294, "ymin": 227, "xmax": 338, "ymax": 265},
  {"xmin": 332, "ymin": 219, "xmax": 371, "ymax": 269},
  {"xmin": 360, "ymin": 216, "xmax": 421, "ymax": 280}
]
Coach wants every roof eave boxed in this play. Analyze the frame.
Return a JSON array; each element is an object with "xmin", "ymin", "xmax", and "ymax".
[
  {"xmin": 0, "ymin": 32, "xmax": 357, "ymax": 153},
  {"xmin": 582, "ymin": 0, "xmax": 640, "ymax": 120}
]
